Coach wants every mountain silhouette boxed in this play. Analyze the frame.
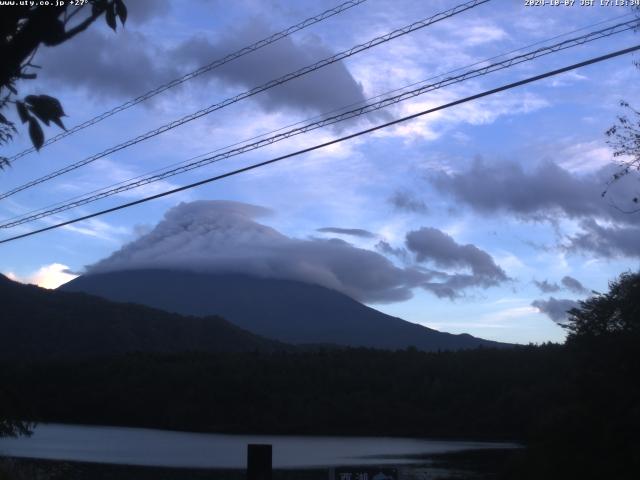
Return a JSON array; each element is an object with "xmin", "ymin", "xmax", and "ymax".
[
  {"xmin": 61, "ymin": 269, "xmax": 508, "ymax": 351},
  {"xmin": 0, "ymin": 273, "xmax": 283, "ymax": 358}
]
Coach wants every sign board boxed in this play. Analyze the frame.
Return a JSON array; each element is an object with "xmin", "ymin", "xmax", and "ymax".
[
  {"xmin": 247, "ymin": 444, "xmax": 272, "ymax": 480},
  {"xmin": 332, "ymin": 467, "xmax": 398, "ymax": 480}
]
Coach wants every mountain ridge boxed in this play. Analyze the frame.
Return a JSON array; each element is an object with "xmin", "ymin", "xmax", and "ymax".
[
  {"xmin": 0, "ymin": 273, "xmax": 284, "ymax": 358},
  {"xmin": 61, "ymin": 269, "xmax": 508, "ymax": 351}
]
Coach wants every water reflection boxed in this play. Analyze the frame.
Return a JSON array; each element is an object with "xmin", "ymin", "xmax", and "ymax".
[{"xmin": 0, "ymin": 424, "xmax": 517, "ymax": 468}]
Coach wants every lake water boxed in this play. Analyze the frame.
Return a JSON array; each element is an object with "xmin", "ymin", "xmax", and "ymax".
[{"xmin": 0, "ymin": 424, "xmax": 517, "ymax": 469}]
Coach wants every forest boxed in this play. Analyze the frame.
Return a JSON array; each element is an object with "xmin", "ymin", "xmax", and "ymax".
[{"xmin": 1, "ymin": 272, "xmax": 639, "ymax": 479}]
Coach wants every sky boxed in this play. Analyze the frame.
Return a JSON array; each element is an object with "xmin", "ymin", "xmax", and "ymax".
[{"xmin": 1, "ymin": 0, "xmax": 640, "ymax": 344}]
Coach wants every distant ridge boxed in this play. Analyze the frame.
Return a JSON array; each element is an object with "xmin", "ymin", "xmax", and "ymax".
[
  {"xmin": 62, "ymin": 269, "xmax": 509, "ymax": 351},
  {"xmin": 0, "ymin": 273, "xmax": 284, "ymax": 358}
]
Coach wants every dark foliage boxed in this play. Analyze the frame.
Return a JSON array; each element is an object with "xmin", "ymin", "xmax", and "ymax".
[
  {"xmin": 565, "ymin": 271, "xmax": 640, "ymax": 340},
  {"xmin": 0, "ymin": 346, "xmax": 565, "ymax": 440},
  {"xmin": 605, "ymin": 102, "xmax": 640, "ymax": 211},
  {"xmin": 0, "ymin": 272, "xmax": 282, "ymax": 440},
  {"xmin": 0, "ymin": 337, "xmax": 637, "ymax": 479},
  {"xmin": 0, "ymin": 1, "xmax": 126, "ymax": 164},
  {"xmin": 605, "ymin": 9, "xmax": 640, "ymax": 212},
  {"xmin": 1, "ymin": 272, "xmax": 638, "ymax": 478},
  {"xmin": 0, "ymin": 274, "xmax": 284, "ymax": 359}
]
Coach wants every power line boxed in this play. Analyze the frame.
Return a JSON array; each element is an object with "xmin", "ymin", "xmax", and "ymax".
[
  {"xmin": 12, "ymin": 8, "xmax": 626, "ymax": 228},
  {"xmin": 7, "ymin": 8, "xmax": 628, "ymax": 192},
  {"xmin": 4, "ymin": 18, "xmax": 635, "ymax": 227},
  {"xmin": 9, "ymin": 9, "xmax": 626, "ymax": 228},
  {"xmin": 7, "ymin": 0, "xmax": 368, "ymax": 162},
  {"xmin": 0, "ymin": 0, "xmax": 490, "ymax": 201},
  {"xmin": 7, "ymin": 10, "xmax": 631, "ymax": 229},
  {"xmin": 2, "ymin": 14, "xmax": 635, "ymax": 226},
  {"xmin": 2, "ymin": 44, "xmax": 638, "ymax": 245},
  {"xmin": 2, "ymin": 18, "xmax": 637, "ymax": 229}
]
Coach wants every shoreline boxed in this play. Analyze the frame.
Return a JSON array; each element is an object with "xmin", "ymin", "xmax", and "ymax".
[
  {"xmin": 0, "ymin": 449, "xmax": 519, "ymax": 480},
  {"xmin": 13, "ymin": 420, "xmax": 523, "ymax": 444}
]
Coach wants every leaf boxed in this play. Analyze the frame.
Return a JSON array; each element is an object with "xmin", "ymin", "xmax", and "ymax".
[
  {"xmin": 115, "ymin": 0, "xmax": 127, "ymax": 25},
  {"xmin": 26, "ymin": 94, "xmax": 66, "ymax": 117},
  {"xmin": 16, "ymin": 101, "xmax": 30, "ymax": 124},
  {"xmin": 28, "ymin": 117, "xmax": 44, "ymax": 151},
  {"xmin": 51, "ymin": 116, "xmax": 67, "ymax": 131},
  {"xmin": 105, "ymin": 3, "xmax": 117, "ymax": 31},
  {"xmin": 25, "ymin": 95, "xmax": 66, "ymax": 129},
  {"xmin": 92, "ymin": 0, "xmax": 107, "ymax": 16},
  {"xmin": 42, "ymin": 18, "xmax": 66, "ymax": 46}
]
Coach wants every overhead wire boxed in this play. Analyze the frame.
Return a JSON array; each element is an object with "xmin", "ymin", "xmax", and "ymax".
[
  {"xmin": 7, "ymin": 0, "xmax": 369, "ymax": 162},
  {"xmin": 2, "ymin": 44, "xmax": 639, "ymax": 245},
  {"xmin": 4, "ymin": 10, "xmax": 633, "ymax": 228},
  {"xmin": 2, "ymin": 18, "xmax": 638, "ymax": 229},
  {"xmin": 0, "ymin": 0, "xmax": 490, "ymax": 200}
]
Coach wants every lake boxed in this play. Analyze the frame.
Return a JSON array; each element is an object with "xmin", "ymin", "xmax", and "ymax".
[{"xmin": 0, "ymin": 424, "xmax": 517, "ymax": 469}]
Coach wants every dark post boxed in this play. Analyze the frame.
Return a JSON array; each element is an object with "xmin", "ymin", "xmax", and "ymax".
[{"xmin": 247, "ymin": 444, "xmax": 272, "ymax": 480}]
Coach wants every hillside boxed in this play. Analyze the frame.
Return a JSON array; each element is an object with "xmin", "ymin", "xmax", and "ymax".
[
  {"xmin": 0, "ymin": 273, "xmax": 284, "ymax": 358},
  {"xmin": 61, "ymin": 269, "xmax": 508, "ymax": 351}
]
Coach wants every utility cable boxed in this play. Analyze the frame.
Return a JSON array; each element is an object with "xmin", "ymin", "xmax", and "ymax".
[
  {"xmin": 2, "ymin": 18, "xmax": 636, "ymax": 228},
  {"xmin": 0, "ymin": 0, "xmax": 489, "ymax": 200},
  {"xmin": 1, "ymin": 44, "xmax": 638, "ymax": 245},
  {"xmin": 6, "ymin": 0, "xmax": 369, "ymax": 162}
]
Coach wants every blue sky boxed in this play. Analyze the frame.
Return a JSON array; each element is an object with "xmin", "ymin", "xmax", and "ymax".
[{"xmin": 2, "ymin": 0, "xmax": 640, "ymax": 344}]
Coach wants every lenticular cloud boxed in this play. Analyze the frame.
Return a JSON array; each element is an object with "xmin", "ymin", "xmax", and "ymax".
[
  {"xmin": 86, "ymin": 201, "xmax": 424, "ymax": 304},
  {"xmin": 87, "ymin": 200, "xmax": 508, "ymax": 303}
]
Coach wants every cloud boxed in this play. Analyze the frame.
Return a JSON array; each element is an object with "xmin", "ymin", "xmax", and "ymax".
[
  {"xmin": 375, "ymin": 240, "xmax": 409, "ymax": 261},
  {"xmin": 59, "ymin": 217, "xmax": 129, "ymax": 243},
  {"xmin": 405, "ymin": 227, "xmax": 508, "ymax": 298},
  {"xmin": 125, "ymin": 0, "xmax": 171, "ymax": 24},
  {"xmin": 565, "ymin": 219, "xmax": 640, "ymax": 259},
  {"xmin": 557, "ymin": 140, "xmax": 611, "ymax": 173},
  {"xmin": 532, "ymin": 297, "xmax": 579, "ymax": 324},
  {"xmin": 39, "ymin": 29, "xmax": 180, "ymax": 100},
  {"xmin": 388, "ymin": 190, "xmax": 428, "ymax": 213},
  {"xmin": 6, "ymin": 263, "xmax": 78, "ymax": 289},
  {"xmin": 561, "ymin": 275, "xmax": 589, "ymax": 295},
  {"xmin": 85, "ymin": 201, "xmax": 510, "ymax": 304},
  {"xmin": 172, "ymin": 19, "xmax": 367, "ymax": 115},
  {"xmin": 406, "ymin": 227, "xmax": 507, "ymax": 280},
  {"xmin": 72, "ymin": 0, "xmax": 170, "ymax": 25},
  {"xmin": 430, "ymin": 160, "xmax": 640, "ymax": 258},
  {"xmin": 374, "ymin": 91, "xmax": 548, "ymax": 143},
  {"xmin": 86, "ymin": 200, "xmax": 425, "ymax": 304},
  {"xmin": 454, "ymin": 23, "xmax": 508, "ymax": 47},
  {"xmin": 432, "ymin": 159, "xmax": 640, "ymax": 260},
  {"xmin": 534, "ymin": 276, "xmax": 589, "ymax": 295},
  {"xmin": 4, "ymin": 272, "xmax": 19, "ymax": 282},
  {"xmin": 317, "ymin": 227, "xmax": 376, "ymax": 239},
  {"xmin": 533, "ymin": 279, "xmax": 560, "ymax": 293},
  {"xmin": 548, "ymin": 71, "xmax": 588, "ymax": 88},
  {"xmin": 431, "ymin": 158, "xmax": 640, "ymax": 225}
]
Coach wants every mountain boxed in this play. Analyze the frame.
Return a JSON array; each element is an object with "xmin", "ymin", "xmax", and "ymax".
[
  {"xmin": 0, "ymin": 273, "xmax": 284, "ymax": 358},
  {"xmin": 61, "ymin": 269, "xmax": 508, "ymax": 351}
]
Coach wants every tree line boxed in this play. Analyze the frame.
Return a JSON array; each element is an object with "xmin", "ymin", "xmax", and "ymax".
[{"xmin": 1, "ymin": 274, "xmax": 638, "ymax": 479}]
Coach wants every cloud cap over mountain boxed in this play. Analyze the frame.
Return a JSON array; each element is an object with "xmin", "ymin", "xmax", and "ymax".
[
  {"xmin": 87, "ymin": 201, "xmax": 508, "ymax": 304},
  {"xmin": 87, "ymin": 200, "xmax": 425, "ymax": 304}
]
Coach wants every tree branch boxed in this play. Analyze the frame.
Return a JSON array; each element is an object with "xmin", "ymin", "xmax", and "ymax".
[{"xmin": 51, "ymin": 4, "xmax": 108, "ymax": 45}]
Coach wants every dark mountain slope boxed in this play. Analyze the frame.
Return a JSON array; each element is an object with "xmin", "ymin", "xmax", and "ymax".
[
  {"xmin": 62, "ymin": 269, "xmax": 508, "ymax": 351},
  {"xmin": 0, "ymin": 274, "xmax": 283, "ymax": 358}
]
